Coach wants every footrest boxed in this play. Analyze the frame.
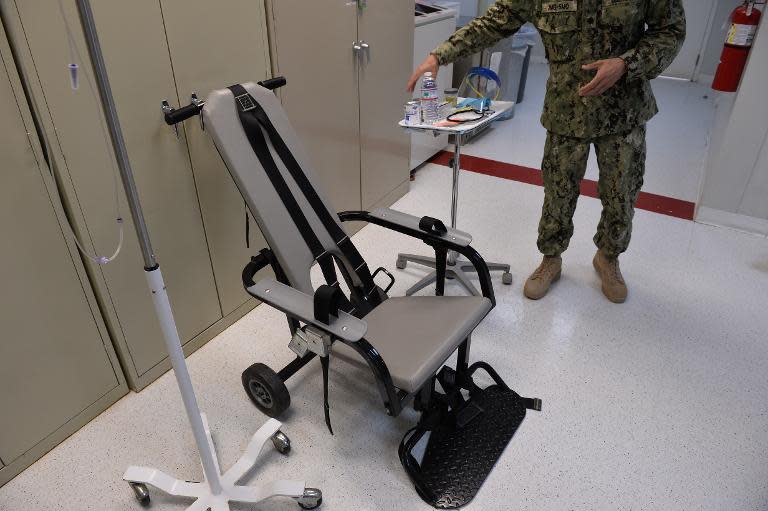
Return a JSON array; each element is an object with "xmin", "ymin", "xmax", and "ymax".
[{"xmin": 400, "ymin": 385, "xmax": 538, "ymax": 509}]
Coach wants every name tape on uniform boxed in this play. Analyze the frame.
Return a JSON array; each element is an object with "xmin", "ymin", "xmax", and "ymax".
[{"xmin": 542, "ymin": 1, "xmax": 577, "ymax": 13}]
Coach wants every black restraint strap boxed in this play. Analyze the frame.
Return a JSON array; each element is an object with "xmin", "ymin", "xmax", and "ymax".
[
  {"xmin": 418, "ymin": 216, "xmax": 448, "ymax": 235},
  {"xmin": 313, "ymin": 284, "xmax": 342, "ymax": 324},
  {"xmin": 320, "ymin": 355, "xmax": 334, "ymax": 435},
  {"xmin": 228, "ymin": 84, "xmax": 381, "ymax": 313},
  {"xmin": 245, "ymin": 201, "xmax": 250, "ymax": 248},
  {"xmin": 230, "ymin": 84, "xmax": 351, "ymax": 435},
  {"xmin": 228, "ymin": 85, "xmax": 340, "ymax": 289},
  {"xmin": 251, "ymin": 101, "xmax": 377, "ymax": 306}
]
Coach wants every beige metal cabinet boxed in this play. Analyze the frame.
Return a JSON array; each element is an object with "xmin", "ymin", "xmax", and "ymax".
[
  {"xmin": 268, "ymin": 0, "xmax": 412, "ymax": 214},
  {"xmin": 4, "ymin": 1, "xmax": 222, "ymax": 389},
  {"xmin": 358, "ymin": 0, "xmax": 413, "ymax": 209},
  {"xmin": 160, "ymin": 0, "xmax": 273, "ymax": 316},
  {"xmin": 0, "ymin": 22, "xmax": 126, "ymax": 486},
  {"xmin": 269, "ymin": 0, "xmax": 363, "ymax": 214}
]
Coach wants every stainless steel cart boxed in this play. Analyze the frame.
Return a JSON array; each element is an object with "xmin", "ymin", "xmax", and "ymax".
[{"xmin": 397, "ymin": 101, "xmax": 515, "ymax": 296}]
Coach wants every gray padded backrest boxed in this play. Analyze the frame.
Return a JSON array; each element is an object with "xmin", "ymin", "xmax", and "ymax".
[{"xmin": 205, "ymin": 83, "xmax": 347, "ymax": 295}]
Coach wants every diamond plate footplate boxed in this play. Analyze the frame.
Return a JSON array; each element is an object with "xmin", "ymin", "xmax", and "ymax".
[{"xmin": 417, "ymin": 386, "xmax": 528, "ymax": 509}]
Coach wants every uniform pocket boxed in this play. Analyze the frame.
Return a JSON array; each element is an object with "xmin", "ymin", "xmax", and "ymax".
[
  {"xmin": 536, "ymin": 13, "xmax": 579, "ymax": 63},
  {"xmin": 599, "ymin": 0, "xmax": 640, "ymax": 27}
]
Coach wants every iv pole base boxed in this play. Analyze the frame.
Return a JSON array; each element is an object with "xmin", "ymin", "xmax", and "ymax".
[
  {"xmin": 397, "ymin": 254, "xmax": 512, "ymax": 296},
  {"xmin": 123, "ymin": 415, "xmax": 318, "ymax": 510}
]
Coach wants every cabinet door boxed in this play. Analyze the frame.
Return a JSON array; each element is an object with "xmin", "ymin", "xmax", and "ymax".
[
  {"xmin": 160, "ymin": 0, "xmax": 272, "ymax": 315},
  {"xmin": 10, "ymin": 1, "xmax": 222, "ymax": 382},
  {"xmin": 270, "ymin": 0, "xmax": 362, "ymax": 213},
  {"xmin": 358, "ymin": 0, "xmax": 413, "ymax": 209},
  {"xmin": 0, "ymin": 47, "xmax": 123, "ymax": 465}
]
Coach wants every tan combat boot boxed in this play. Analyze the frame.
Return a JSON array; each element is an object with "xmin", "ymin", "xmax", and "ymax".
[
  {"xmin": 524, "ymin": 255, "xmax": 562, "ymax": 300},
  {"xmin": 593, "ymin": 250, "xmax": 628, "ymax": 303}
]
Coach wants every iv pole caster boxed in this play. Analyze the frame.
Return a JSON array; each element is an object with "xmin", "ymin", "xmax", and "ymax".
[
  {"xmin": 271, "ymin": 430, "xmax": 291, "ymax": 455},
  {"xmin": 297, "ymin": 488, "xmax": 323, "ymax": 509},
  {"xmin": 129, "ymin": 482, "xmax": 150, "ymax": 507}
]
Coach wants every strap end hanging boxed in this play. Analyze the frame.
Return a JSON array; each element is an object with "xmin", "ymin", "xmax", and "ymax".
[{"xmin": 321, "ymin": 355, "xmax": 334, "ymax": 435}]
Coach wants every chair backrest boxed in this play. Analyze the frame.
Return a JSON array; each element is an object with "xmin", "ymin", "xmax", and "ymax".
[{"xmin": 205, "ymin": 82, "xmax": 347, "ymax": 295}]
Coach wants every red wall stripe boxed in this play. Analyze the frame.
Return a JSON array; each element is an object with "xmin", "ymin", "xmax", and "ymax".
[{"xmin": 428, "ymin": 150, "xmax": 695, "ymax": 221}]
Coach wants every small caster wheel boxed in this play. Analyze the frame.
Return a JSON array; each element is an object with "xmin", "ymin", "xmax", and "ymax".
[
  {"xmin": 396, "ymin": 258, "xmax": 406, "ymax": 270},
  {"xmin": 242, "ymin": 363, "xmax": 290, "ymax": 418},
  {"xmin": 129, "ymin": 482, "xmax": 150, "ymax": 507},
  {"xmin": 298, "ymin": 488, "xmax": 322, "ymax": 509},
  {"xmin": 272, "ymin": 430, "xmax": 291, "ymax": 455},
  {"xmin": 502, "ymin": 272, "xmax": 513, "ymax": 285}
]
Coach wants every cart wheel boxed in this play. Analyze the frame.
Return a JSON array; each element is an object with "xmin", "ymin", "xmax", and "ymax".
[
  {"xmin": 396, "ymin": 257, "xmax": 407, "ymax": 270},
  {"xmin": 298, "ymin": 488, "xmax": 323, "ymax": 509},
  {"xmin": 241, "ymin": 363, "xmax": 290, "ymax": 418},
  {"xmin": 502, "ymin": 272, "xmax": 513, "ymax": 285},
  {"xmin": 271, "ymin": 430, "xmax": 291, "ymax": 455},
  {"xmin": 129, "ymin": 482, "xmax": 150, "ymax": 507}
]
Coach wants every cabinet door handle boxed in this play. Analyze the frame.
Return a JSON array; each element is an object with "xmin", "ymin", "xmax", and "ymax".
[
  {"xmin": 190, "ymin": 93, "xmax": 205, "ymax": 131},
  {"xmin": 161, "ymin": 100, "xmax": 180, "ymax": 139},
  {"xmin": 359, "ymin": 41, "xmax": 370, "ymax": 64}
]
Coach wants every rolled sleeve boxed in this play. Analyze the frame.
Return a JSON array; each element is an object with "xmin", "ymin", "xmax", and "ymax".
[
  {"xmin": 621, "ymin": 0, "xmax": 686, "ymax": 81},
  {"xmin": 431, "ymin": 0, "xmax": 532, "ymax": 65}
]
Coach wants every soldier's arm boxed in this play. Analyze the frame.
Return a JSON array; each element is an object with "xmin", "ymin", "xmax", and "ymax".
[
  {"xmin": 431, "ymin": 0, "xmax": 533, "ymax": 65},
  {"xmin": 620, "ymin": 0, "xmax": 686, "ymax": 81}
]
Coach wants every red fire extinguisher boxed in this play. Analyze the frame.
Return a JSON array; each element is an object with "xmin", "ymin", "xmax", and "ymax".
[{"xmin": 712, "ymin": 1, "xmax": 762, "ymax": 92}]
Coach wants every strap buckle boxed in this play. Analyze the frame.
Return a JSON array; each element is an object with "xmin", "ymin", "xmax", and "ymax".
[
  {"xmin": 371, "ymin": 266, "xmax": 395, "ymax": 293},
  {"xmin": 234, "ymin": 93, "xmax": 257, "ymax": 112}
]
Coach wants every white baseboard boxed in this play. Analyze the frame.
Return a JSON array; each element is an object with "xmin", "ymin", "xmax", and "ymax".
[{"xmin": 695, "ymin": 206, "xmax": 768, "ymax": 237}]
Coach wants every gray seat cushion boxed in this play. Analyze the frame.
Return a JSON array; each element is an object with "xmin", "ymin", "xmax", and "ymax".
[{"xmin": 361, "ymin": 295, "xmax": 492, "ymax": 393}]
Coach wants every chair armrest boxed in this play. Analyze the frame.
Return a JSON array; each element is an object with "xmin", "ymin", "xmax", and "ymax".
[
  {"xmin": 369, "ymin": 208, "xmax": 472, "ymax": 247},
  {"xmin": 247, "ymin": 278, "xmax": 367, "ymax": 342},
  {"xmin": 338, "ymin": 208, "xmax": 496, "ymax": 305}
]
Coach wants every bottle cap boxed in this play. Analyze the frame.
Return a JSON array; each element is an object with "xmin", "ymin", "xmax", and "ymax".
[{"xmin": 424, "ymin": 71, "xmax": 433, "ymax": 77}]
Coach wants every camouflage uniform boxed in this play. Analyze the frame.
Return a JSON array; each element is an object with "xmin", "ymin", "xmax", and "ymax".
[{"xmin": 432, "ymin": 0, "xmax": 685, "ymax": 256}]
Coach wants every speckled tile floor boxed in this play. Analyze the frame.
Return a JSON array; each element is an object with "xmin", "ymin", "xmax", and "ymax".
[
  {"xmin": 1, "ymin": 74, "xmax": 767, "ymax": 510},
  {"xmin": 2, "ymin": 160, "xmax": 767, "ymax": 511}
]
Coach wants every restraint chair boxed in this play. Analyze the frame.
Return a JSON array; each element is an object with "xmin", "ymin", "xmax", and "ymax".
[{"xmin": 184, "ymin": 78, "xmax": 541, "ymax": 508}]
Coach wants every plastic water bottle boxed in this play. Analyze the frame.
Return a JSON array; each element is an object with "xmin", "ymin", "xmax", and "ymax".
[{"xmin": 420, "ymin": 72, "xmax": 440, "ymax": 124}]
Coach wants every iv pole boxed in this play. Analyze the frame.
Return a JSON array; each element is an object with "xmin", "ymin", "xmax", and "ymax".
[{"xmin": 73, "ymin": 1, "xmax": 320, "ymax": 509}]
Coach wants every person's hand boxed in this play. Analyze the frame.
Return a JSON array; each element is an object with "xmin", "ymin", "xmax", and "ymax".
[
  {"xmin": 407, "ymin": 54, "xmax": 439, "ymax": 92},
  {"xmin": 578, "ymin": 58, "xmax": 627, "ymax": 97}
]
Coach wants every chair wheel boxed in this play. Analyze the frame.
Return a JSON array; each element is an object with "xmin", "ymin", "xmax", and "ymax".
[
  {"xmin": 502, "ymin": 272, "xmax": 513, "ymax": 285},
  {"xmin": 129, "ymin": 482, "xmax": 150, "ymax": 507},
  {"xmin": 271, "ymin": 430, "xmax": 291, "ymax": 455},
  {"xmin": 396, "ymin": 257, "xmax": 406, "ymax": 270},
  {"xmin": 298, "ymin": 488, "xmax": 322, "ymax": 509},
  {"xmin": 241, "ymin": 363, "xmax": 290, "ymax": 418}
]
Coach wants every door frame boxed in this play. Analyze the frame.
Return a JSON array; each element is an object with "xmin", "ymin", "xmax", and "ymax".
[{"xmin": 692, "ymin": 0, "xmax": 718, "ymax": 82}]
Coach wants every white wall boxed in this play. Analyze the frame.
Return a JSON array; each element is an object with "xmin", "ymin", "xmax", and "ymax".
[
  {"xmin": 664, "ymin": 0, "xmax": 717, "ymax": 79},
  {"xmin": 697, "ymin": 11, "xmax": 768, "ymax": 235}
]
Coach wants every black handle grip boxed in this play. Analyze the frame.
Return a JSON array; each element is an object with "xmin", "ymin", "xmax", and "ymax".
[
  {"xmin": 241, "ymin": 249, "xmax": 273, "ymax": 287},
  {"xmin": 257, "ymin": 76, "xmax": 287, "ymax": 90},
  {"xmin": 164, "ymin": 103, "xmax": 203, "ymax": 125}
]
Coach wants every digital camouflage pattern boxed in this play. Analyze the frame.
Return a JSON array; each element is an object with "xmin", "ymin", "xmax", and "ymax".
[
  {"xmin": 537, "ymin": 125, "xmax": 646, "ymax": 257},
  {"xmin": 432, "ymin": 0, "xmax": 686, "ymax": 138}
]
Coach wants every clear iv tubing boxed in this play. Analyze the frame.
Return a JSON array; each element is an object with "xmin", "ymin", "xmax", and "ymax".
[{"xmin": 56, "ymin": 0, "xmax": 124, "ymax": 265}]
